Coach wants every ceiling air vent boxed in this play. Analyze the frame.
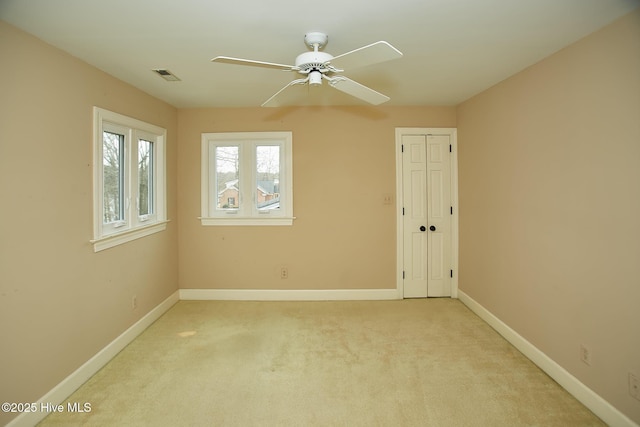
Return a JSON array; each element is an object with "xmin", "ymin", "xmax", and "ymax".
[{"xmin": 153, "ymin": 69, "xmax": 181, "ymax": 81}]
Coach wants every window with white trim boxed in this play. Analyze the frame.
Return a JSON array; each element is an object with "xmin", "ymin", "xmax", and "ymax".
[
  {"xmin": 201, "ymin": 132, "xmax": 293, "ymax": 226},
  {"xmin": 92, "ymin": 107, "xmax": 167, "ymax": 251}
]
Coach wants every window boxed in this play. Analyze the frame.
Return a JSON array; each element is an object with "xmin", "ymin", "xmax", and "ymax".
[
  {"xmin": 201, "ymin": 132, "xmax": 293, "ymax": 226},
  {"xmin": 92, "ymin": 107, "xmax": 167, "ymax": 251}
]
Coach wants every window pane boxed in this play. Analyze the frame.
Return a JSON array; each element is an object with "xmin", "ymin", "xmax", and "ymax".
[
  {"xmin": 138, "ymin": 139, "xmax": 154, "ymax": 216},
  {"xmin": 103, "ymin": 131, "xmax": 124, "ymax": 224},
  {"xmin": 215, "ymin": 146, "xmax": 239, "ymax": 210},
  {"xmin": 256, "ymin": 145, "xmax": 280, "ymax": 211}
]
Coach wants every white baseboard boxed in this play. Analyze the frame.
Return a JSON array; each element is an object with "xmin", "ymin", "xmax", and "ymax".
[
  {"xmin": 7, "ymin": 291, "xmax": 180, "ymax": 427},
  {"xmin": 458, "ymin": 290, "xmax": 638, "ymax": 427},
  {"xmin": 179, "ymin": 288, "xmax": 401, "ymax": 301}
]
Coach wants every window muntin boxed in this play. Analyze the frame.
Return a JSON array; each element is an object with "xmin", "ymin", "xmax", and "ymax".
[
  {"xmin": 93, "ymin": 107, "xmax": 167, "ymax": 251},
  {"xmin": 201, "ymin": 132, "xmax": 293, "ymax": 226}
]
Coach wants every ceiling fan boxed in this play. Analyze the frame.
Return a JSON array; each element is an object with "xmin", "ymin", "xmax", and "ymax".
[{"xmin": 211, "ymin": 32, "xmax": 403, "ymax": 107}]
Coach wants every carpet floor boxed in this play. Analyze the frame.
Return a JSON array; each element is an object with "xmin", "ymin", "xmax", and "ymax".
[{"xmin": 38, "ymin": 299, "xmax": 605, "ymax": 426}]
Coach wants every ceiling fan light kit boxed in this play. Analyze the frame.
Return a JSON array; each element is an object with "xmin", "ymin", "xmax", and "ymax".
[
  {"xmin": 308, "ymin": 71, "xmax": 323, "ymax": 86},
  {"xmin": 211, "ymin": 32, "xmax": 402, "ymax": 107}
]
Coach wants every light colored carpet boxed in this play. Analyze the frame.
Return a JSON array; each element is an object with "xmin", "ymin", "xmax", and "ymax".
[{"xmin": 38, "ymin": 299, "xmax": 604, "ymax": 426}]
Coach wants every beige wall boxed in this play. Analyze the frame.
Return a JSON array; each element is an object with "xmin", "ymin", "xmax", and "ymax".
[
  {"xmin": 457, "ymin": 10, "xmax": 640, "ymax": 423},
  {"xmin": 178, "ymin": 107, "xmax": 455, "ymax": 291},
  {"xmin": 0, "ymin": 21, "xmax": 179, "ymax": 425}
]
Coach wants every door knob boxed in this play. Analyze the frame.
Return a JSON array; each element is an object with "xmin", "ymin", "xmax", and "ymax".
[
  {"xmin": 430, "ymin": 225, "xmax": 436, "ymax": 231},
  {"xmin": 420, "ymin": 226, "xmax": 426, "ymax": 232}
]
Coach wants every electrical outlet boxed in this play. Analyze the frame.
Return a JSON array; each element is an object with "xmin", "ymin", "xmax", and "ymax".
[
  {"xmin": 132, "ymin": 295, "xmax": 138, "ymax": 310},
  {"xmin": 280, "ymin": 267, "xmax": 288, "ymax": 279},
  {"xmin": 580, "ymin": 344, "xmax": 591, "ymax": 366},
  {"xmin": 383, "ymin": 194, "xmax": 393, "ymax": 205},
  {"xmin": 630, "ymin": 373, "xmax": 640, "ymax": 401}
]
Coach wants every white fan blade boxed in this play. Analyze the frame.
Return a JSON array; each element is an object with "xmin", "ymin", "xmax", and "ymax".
[
  {"xmin": 329, "ymin": 41, "xmax": 402, "ymax": 71},
  {"xmin": 326, "ymin": 76, "xmax": 390, "ymax": 105},
  {"xmin": 212, "ymin": 56, "xmax": 297, "ymax": 71},
  {"xmin": 261, "ymin": 77, "xmax": 309, "ymax": 107}
]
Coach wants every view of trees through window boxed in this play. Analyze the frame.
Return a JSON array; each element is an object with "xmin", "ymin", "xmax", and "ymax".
[
  {"xmin": 138, "ymin": 139, "xmax": 153, "ymax": 217},
  {"xmin": 215, "ymin": 146, "xmax": 239, "ymax": 209},
  {"xmin": 256, "ymin": 145, "xmax": 280, "ymax": 211},
  {"xmin": 102, "ymin": 132, "xmax": 154, "ymax": 223},
  {"xmin": 103, "ymin": 131, "xmax": 124, "ymax": 224}
]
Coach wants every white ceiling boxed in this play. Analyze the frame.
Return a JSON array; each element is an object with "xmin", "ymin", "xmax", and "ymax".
[{"xmin": 1, "ymin": 0, "xmax": 638, "ymax": 108}]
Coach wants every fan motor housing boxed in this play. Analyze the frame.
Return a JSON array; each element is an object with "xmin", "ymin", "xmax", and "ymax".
[{"xmin": 295, "ymin": 51, "xmax": 333, "ymax": 73}]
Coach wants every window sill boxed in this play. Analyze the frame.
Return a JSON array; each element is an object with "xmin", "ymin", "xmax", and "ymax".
[
  {"xmin": 199, "ymin": 217, "xmax": 295, "ymax": 226},
  {"xmin": 91, "ymin": 220, "xmax": 169, "ymax": 252}
]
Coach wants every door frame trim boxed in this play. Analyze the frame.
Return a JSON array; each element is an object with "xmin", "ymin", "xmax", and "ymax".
[{"xmin": 395, "ymin": 128, "xmax": 459, "ymax": 298}]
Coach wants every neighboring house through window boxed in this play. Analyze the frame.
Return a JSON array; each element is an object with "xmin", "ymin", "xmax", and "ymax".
[{"xmin": 201, "ymin": 132, "xmax": 293, "ymax": 225}]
